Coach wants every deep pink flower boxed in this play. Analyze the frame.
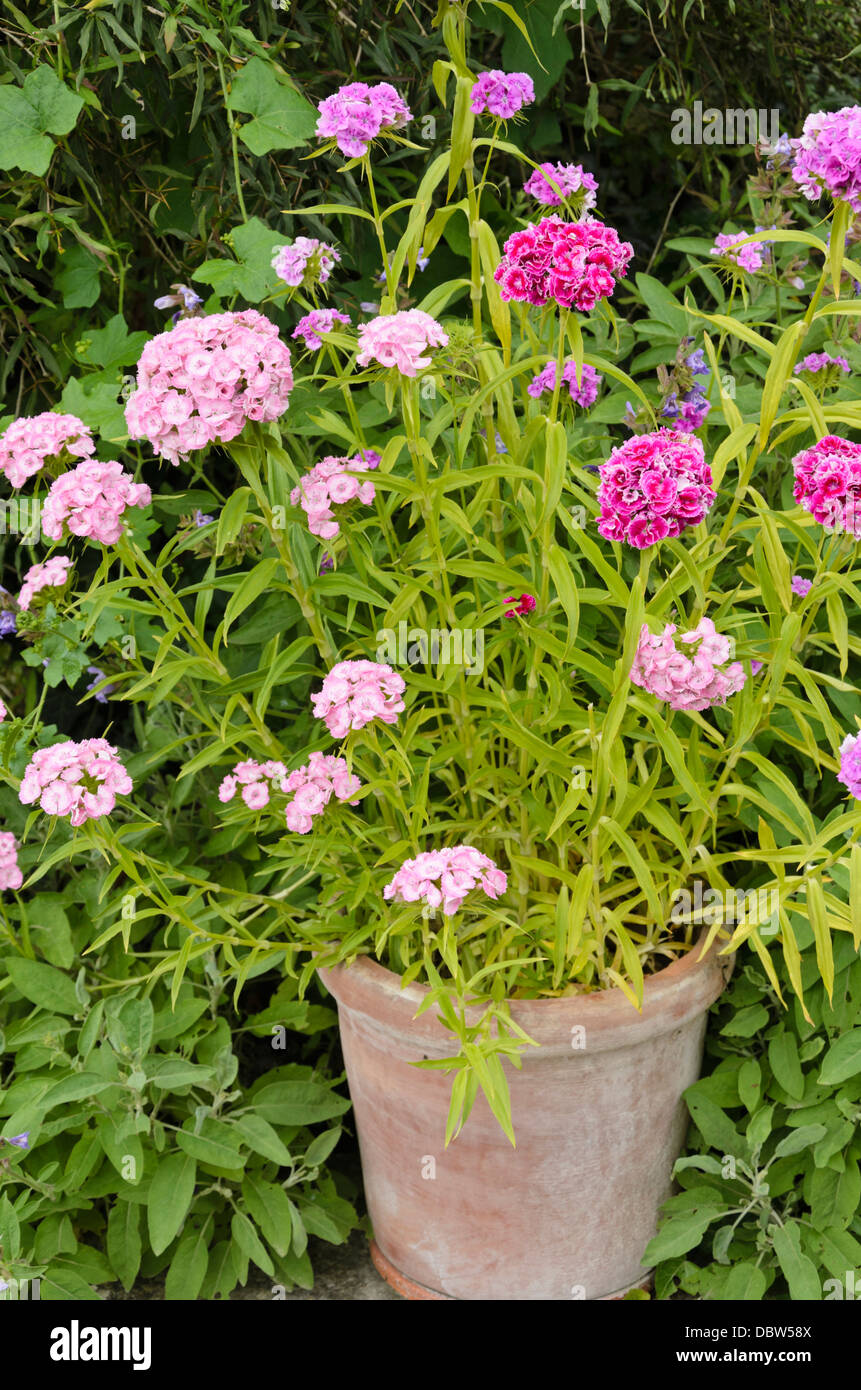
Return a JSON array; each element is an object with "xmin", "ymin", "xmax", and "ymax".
[
  {"xmin": 792, "ymin": 435, "xmax": 861, "ymax": 537},
  {"xmin": 523, "ymin": 162, "xmax": 598, "ymax": 212},
  {"xmin": 504, "ymin": 594, "xmax": 536, "ymax": 618},
  {"xmin": 596, "ymin": 430, "xmax": 715, "ymax": 549},
  {"xmin": 494, "ymin": 216, "xmax": 632, "ymax": 311},
  {"xmin": 470, "ymin": 71, "xmax": 534, "ymax": 119},
  {"xmin": 838, "ymin": 730, "xmax": 861, "ymax": 797},
  {"xmin": 315, "ymin": 81, "xmax": 411, "ymax": 158},
  {"xmin": 792, "ymin": 107, "xmax": 861, "ymax": 213}
]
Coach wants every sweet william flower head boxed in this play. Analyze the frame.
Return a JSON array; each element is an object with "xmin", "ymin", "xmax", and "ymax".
[
  {"xmin": 291, "ymin": 449, "xmax": 380, "ymax": 539},
  {"xmin": 494, "ymin": 216, "xmax": 633, "ymax": 312},
  {"xmin": 0, "ymin": 831, "xmax": 22, "ymax": 891},
  {"xmin": 0, "ymin": 412, "xmax": 95, "ymax": 489},
  {"xmin": 523, "ymin": 162, "xmax": 598, "ymax": 214},
  {"xmin": 792, "ymin": 106, "xmax": 861, "ymax": 213},
  {"xmin": 837, "ymin": 729, "xmax": 861, "ymax": 798},
  {"xmin": 528, "ymin": 358, "xmax": 602, "ymax": 407},
  {"xmin": 312, "ymin": 659, "xmax": 406, "ymax": 738},
  {"xmin": 272, "ymin": 238, "xmax": 340, "ymax": 290},
  {"xmin": 356, "ymin": 310, "xmax": 448, "ymax": 377},
  {"xmin": 41, "ymin": 461, "xmax": 151, "ymax": 545},
  {"xmin": 125, "ymin": 310, "xmax": 294, "ymax": 465},
  {"xmin": 596, "ymin": 429, "xmax": 715, "ymax": 549},
  {"xmin": 19, "ymin": 739, "xmax": 132, "ymax": 827},
  {"xmin": 18, "ymin": 555, "xmax": 72, "ymax": 612},
  {"xmin": 470, "ymin": 70, "xmax": 534, "ymax": 119},
  {"xmin": 792, "ymin": 434, "xmax": 861, "ymax": 538},
  {"xmin": 384, "ymin": 845, "xmax": 507, "ymax": 918},
  {"xmin": 315, "ymin": 81, "xmax": 411, "ymax": 158},
  {"xmin": 292, "ymin": 308, "xmax": 351, "ymax": 351},
  {"xmin": 630, "ymin": 618, "xmax": 746, "ymax": 711}
]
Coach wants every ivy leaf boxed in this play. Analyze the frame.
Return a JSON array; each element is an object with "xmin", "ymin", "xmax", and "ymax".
[
  {"xmin": 225, "ymin": 57, "xmax": 317, "ymax": 155},
  {"xmin": 58, "ymin": 376, "xmax": 128, "ymax": 443},
  {"xmin": 0, "ymin": 66, "xmax": 84, "ymax": 176},
  {"xmin": 76, "ymin": 314, "xmax": 149, "ymax": 374},
  {"xmin": 54, "ymin": 245, "xmax": 102, "ymax": 309}
]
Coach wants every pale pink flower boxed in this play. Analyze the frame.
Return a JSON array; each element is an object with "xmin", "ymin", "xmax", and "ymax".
[
  {"xmin": 356, "ymin": 310, "xmax": 448, "ymax": 377},
  {"xmin": 312, "ymin": 660, "xmax": 405, "ymax": 738},
  {"xmin": 0, "ymin": 413, "xmax": 94, "ymax": 489},
  {"xmin": 18, "ymin": 555, "xmax": 72, "ymax": 612},
  {"xmin": 18, "ymin": 739, "xmax": 132, "ymax": 826},
  {"xmin": 384, "ymin": 845, "xmax": 507, "ymax": 917}
]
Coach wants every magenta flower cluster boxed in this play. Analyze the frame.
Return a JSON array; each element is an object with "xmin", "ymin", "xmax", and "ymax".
[
  {"xmin": 528, "ymin": 358, "xmax": 602, "ymax": 407},
  {"xmin": 315, "ymin": 81, "xmax": 411, "ymax": 158},
  {"xmin": 837, "ymin": 730, "xmax": 861, "ymax": 799},
  {"xmin": 312, "ymin": 660, "xmax": 406, "ymax": 738},
  {"xmin": 283, "ymin": 752, "xmax": 362, "ymax": 834},
  {"xmin": 630, "ymin": 618, "xmax": 746, "ymax": 712},
  {"xmin": 18, "ymin": 555, "xmax": 72, "ymax": 612},
  {"xmin": 792, "ymin": 106, "xmax": 861, "ymax": 213},
  {"xmin": 41, "ymin": 460, "xmax": 151, "ymax": 545},
  {"xmin": 494, "ymin": 216, "xmax": 633, "ymax": 311},
  {"xmin": 383, "ymin": 845, "xmax": 507, "ymax": 917},
  {"xmin": 292, "ymin": 308, "xmax": 351, "ymax": 351},
  {"xmin": 291, "ymin": 449, "xmax": 380, "ymax": 539},
  {"xmin": 271, "ymin": 238, "xmax": 340, "ymax": 290},
  {"xmin": 470, "ymin": 70, "xmax": 534, "ymax": 118},
  {"xmin": 19, "ymin": 738, "xmax": 132, "ymax": 825},
  {"xmin": 356, "ymin": 309, "xmax": 449, "ymax": 377},
  {"xmin": 596, "ymin": 429, "xmax": 715, "ymax": 549},
  {"xmin": 0, "ymin": 413, "xmax": 95, "ymax": 490},
  {"xmin": 0, "ymin": 832, "xmax": 22, "ymax": 891},
  {"xmin": 794, "ymin": 351, "xmax": 850, "ymax": 379},
  {"xmin": 792, "ymin": 434, "xmax": 861, "ymax": 538},
  {"xmin": 791, "ymin": 575, "xmax": 813, "ymax": 597},
  {"xmin": 523, "ymin": 162, "xmax": 598, "ymax": 212},
  {"xmin": 125, "ymin": 310, "xmax": 294, "ymax": 465},
  {"xmin": 709, "ymin": 229, "xmax": 773, "ymax": 273}
]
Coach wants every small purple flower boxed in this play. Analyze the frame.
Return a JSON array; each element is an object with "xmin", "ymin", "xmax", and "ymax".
[
  {"xmin": 155, "ymin": 284, "xmax": 203, "ymax": 315},
  {"xmin": 0, "ymin": 611, "xmax": 17, "ymax": 638},
  {"xmin": 359, "ymin": 302, "xmax": 379, "ymax": 316},
  {"xmin": 85, "ymin": 667, "xmax": 115, "ymax": 704},
  {"xmin": 685, "ymin": 349, "xmax": 710, "ymax": 378},
  {"xmin": 319, "ymin": 553, "xmax": 334, "ymax": 574},
  {"xmin": 3, "ymin": 1132, "xmax": 29, "ymax": 1149},
  {"xmin": 791, "ymin": 575, "xmax": 813, "ymax": 597},
  {"xmin": 751, "ymin": 660, "xmax": 764, "ymax": 675},
  {"xmin": 194, "ymin": 509, "xmax": 215, "ymax": 527},
  {"xmin": 528, "ymin": 359, "xmax": 602, "ymax": 408}
]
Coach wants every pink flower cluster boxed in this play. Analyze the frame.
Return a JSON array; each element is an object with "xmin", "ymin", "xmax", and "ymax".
[
  {"xmin": 18, "ymin": 555, "xmax": 72, "ymax": 612},
  {"xmin": 494, "ymin": 216, "xmax": 633, "ymax": 312},
  {"xmin": 470, "ymin": 71, "xmax": 535, "ymax": 119},
  {"xmin": 271, "ymin": 238, "xmax": 340, "ymax": 289},
  {"xmin": 0, "ymin": 699, "xmax": 6, "ymax": 720},
  {"xmin": 312, "ymin": 660, "xmax": 406, "ymax": 738},
  {"xmin": 596, "ymin": 429, "xmax": 715, "ymax": 549},
  {"xmin": 837, "ymin": 730, "xmax": 861, "ymax": 799},
  {"xmin": 791, "ymin": 575, "xmax": 813, "ymax": 597},
  {"xmin": 523, "ymin": 162, "xmax": 598, "ymax": 212},
  {"xmin": 356, "ymin": 309, "xmax": 448, "ymax": 377},
  {"xmin": 709, "ymin": 229, "xmax": 772, "ymax": 273},
  {"xmin": 794, "ymin": 351, "xmax": 850, "ymax": 379},
  {"xmin": 218, "ymin": 758, "xmax": 289, "ymax": 810},
  {"xmin": 504, "ymin": 594, "xmax": 536, "ymax": 618},
  {"xmin": 19, "ymin": 738, "xmax": 132, "ymax": 825},
  {"xmin": 315, "ymin": 81, "xmax": 411, "ymax": 158},
  {"xmin": 283, "ymin": 752, "xmax": 362, "ymax": 834},
  {"xmin": 0, "ymin": 413, "xmax": 94, "ymax": 489},
  {"xmin": 528, "ymin": 358, "xmax": 602, "ymax": 407},
  {"xmin": 292, "ymin": 308, "xmax": 351, "ymax": 350},
  {"xmin": 41, "ymin": 460, "xmax": 151, "ymax": 545},
  {"xmin": 383, "ymin": 845, "xmax": 507, "ymax": 918},
  {"xmin": 291, "ymin": 449, "xmax": 380, "ymax": 539},
  {"xmin": 792, "ymin": 434, "xmax": 861, "ymax": 538},
  {"xmin": 125, "ymin": 311, "xmax": 294, "ymax": 465},
  {"xmin": 630, "ymin": 618, "xmax": 746, "ymax": 712},
  {"xmin": 0, "ymin": 832, "xmax": 22, "ymax": 891},
  {"xmin": 792, "ymin": 106, "xmax": 861, "ymax": 213}
]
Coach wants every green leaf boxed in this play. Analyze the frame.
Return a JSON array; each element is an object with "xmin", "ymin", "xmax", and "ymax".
[
  {"xmin": 176, "ymin": 1118, "xmax": 245, "ymax": 1170},
  {"xmin": 643, "ymin": 1209, "xmax": 718, "ymax": 1263},
  {"xmin": 771, "ymin": 1222, "xmax": 821, "ymax": 1300},
  {"xmin": 0, "ymin": 66, "xmax": 84, "ymax": 175},
  {"xmin": 233, "ymin": 1112, "xmax": 293, "ymax": 1166},
  {"xmin": 773, "ymin": 1124, "xmax": 828, "ymax": 1158},
  {"xmin": 768, "ymin": 1031, "xmax": 805, "ymax": 1100},
  {"xmin": 232, "ymin": 1211, "xmax": 275, "ymax": 1276},
  {"xmin": 818, "ymin": 1029, "xmax": 861, "ymax": 1086},
  {"xmin": 719, "ymin": 1261, "xmax": 768, "ymax": 1300},
  {"xmin": 226, "ymin": 57, "xmax": 317, "ymax": 155},
  {"xmin": 2, "ymin": 957, "xmax": 81, "ymax": 1015},
  {"xmin": 250, "ymin": 1080, "xmax": 351, "ymax": 1126},
  {"xmin": 107, "ymin": 1201, "xmax": 141, "ymax": 1292},
  {"xmin": 164, "ymin": 1222, "xmax": 211, "ymax": 1300},
  {"xmin": 148, "ymin": 1152, "xmax": 198, "ymax": 1256},
  {"xmin": 54, "ymin": 244, "xmax": 103, "ymax": 309},
  {"xmin": 685, "ymin": 1089, "xmax": 748, "ymax": 1157},
  {"xmin": 222, "ymin": 558, "xmax": 281, "ymax": 642}
]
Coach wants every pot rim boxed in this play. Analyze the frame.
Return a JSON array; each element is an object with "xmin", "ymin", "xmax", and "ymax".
[{"xmin": 318, "ymin": 930, "xmax": 734, "ymax": 1056}]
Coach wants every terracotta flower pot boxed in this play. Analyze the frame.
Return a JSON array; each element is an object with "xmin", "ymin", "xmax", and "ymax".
[{"xmin": 320, "ymin": 936, "xmax": 733, "ymax": 1301}]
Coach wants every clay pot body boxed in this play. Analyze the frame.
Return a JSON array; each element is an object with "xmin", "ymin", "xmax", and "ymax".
[{"xmin": 320, "ymin": 938, "xmax": 732, "ymax": 1301}]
